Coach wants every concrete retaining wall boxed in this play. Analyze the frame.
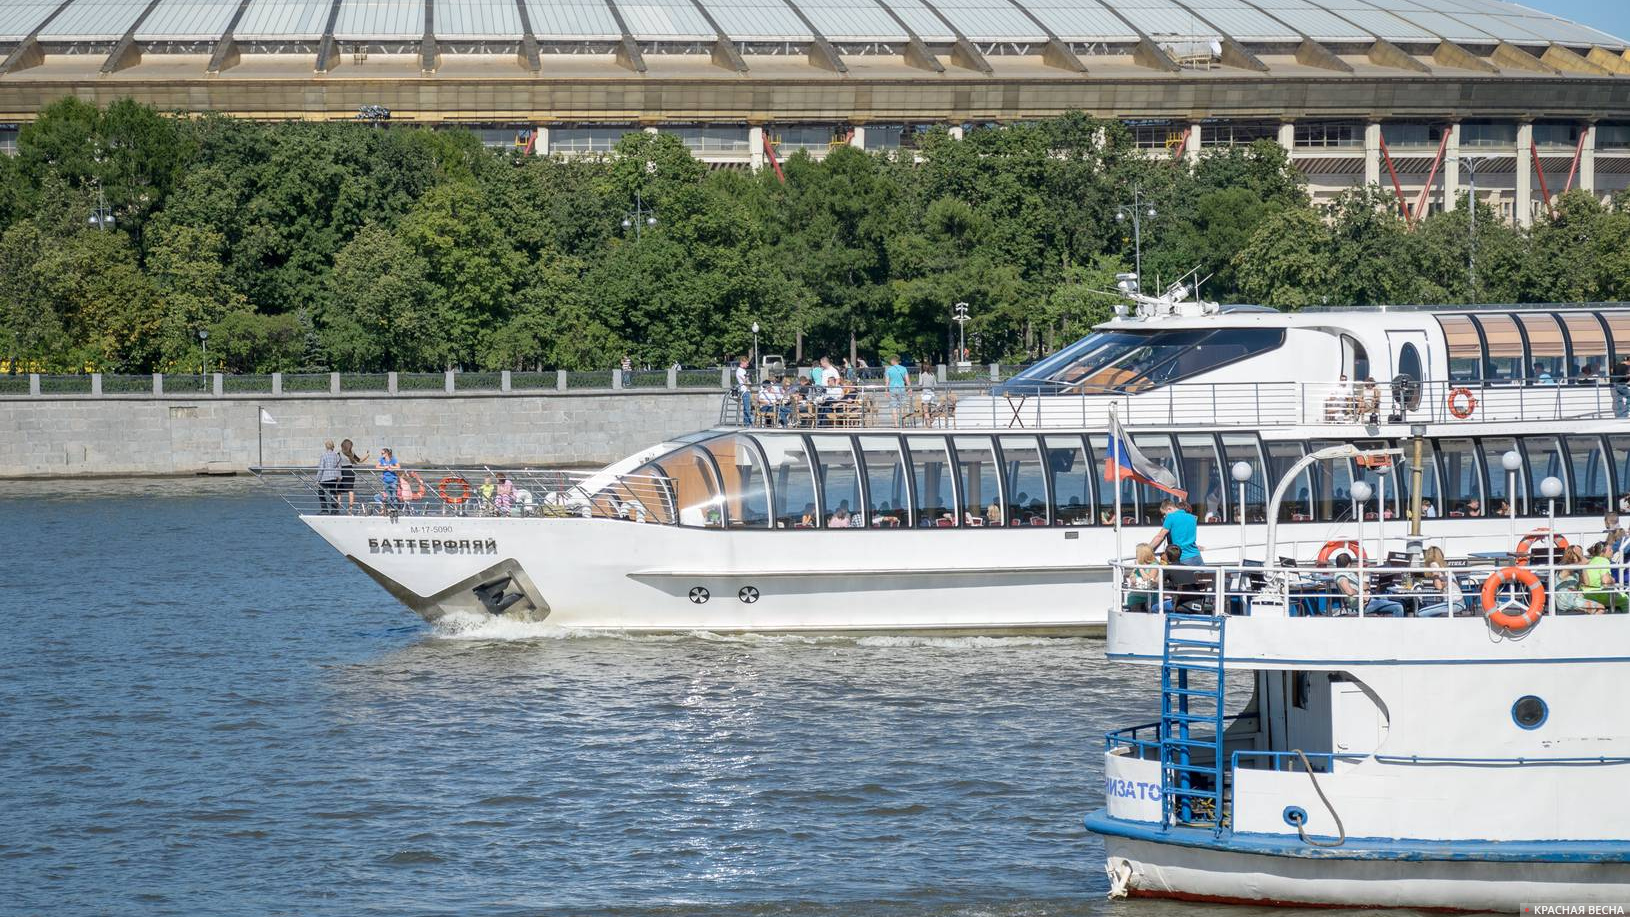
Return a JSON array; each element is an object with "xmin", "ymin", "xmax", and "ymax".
[{"xmin": 0, "ymin": 391, "xmax": 725, "ymax": 477}]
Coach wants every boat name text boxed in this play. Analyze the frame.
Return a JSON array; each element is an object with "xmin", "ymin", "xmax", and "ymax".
[
  {"xmin": 1104, "ymin": 777, "xmax": 1161, "ymax": 801},
  {"xmin": 368, "ymin": 538, "xmax": 498, "ymax": 555}
]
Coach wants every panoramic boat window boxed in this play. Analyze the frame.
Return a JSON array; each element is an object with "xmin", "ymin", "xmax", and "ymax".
[
  {"xmin": 1352, "ymin": 440, "xmax": 1400, "ymax": 521},
  {"xmin": 1472, "ymin": 314, "xmax": 1525, "ymax": 381},
  {"xmin": 649, "ymin": 445, "xmax": 724, "ymax": 528},
  {"xmin": 1219, "ymin": 433, "xmax": 1267, "ymax": 524},
  {"xmin": 998, "ymin": 436, "xmax": 1049, "ymax": 526},
  {"xmin": 1480, "ymin": 437, "xmax": 1528, "ymax": 515},
  {"xmin": 1565, "ymin": 436, "xmax": 1609, "ymax": 516},
  {"xmin": 1611, "ymin": 436, "xmax": 1630, "ymax": 513},
  {"xmin": 1177, "ymin": 434, "xmax": 1226, "ymax": 523},
  {"xmin": 906, "ymin": 436, "xmax": 957, "ymax": 527},
  {"xmin": 1307, "ymin": 439, "xmax": 1357, "ymax": 522},
  {"xmin": 858, "ymin": 435, "xmax": 910, "ymax": 528},
  {"xmin": 1051, "ymin": 435, "xmax": 1097, "ymax": 525},
  {"xmin": 1517, "ymin": 314, "xmax": 1567, "ymax": 381},
  {"xmin": 810, "ymin": 435, "xmax": 864, "ymax": 529},
  {"xmin": 753, "ymin": 434, "xmax": 818, "ymax": 528},
  {"xmin": 996, "ymin": 328, "xmax": 1284, "ymax": 395},
  {"xmin": 1602, "ymin": 312, "xmax": 1630, "ymax": 365},
  {"xmin": 1437, "ymin": 315, "xmax": 1484, "ymax": 382},
  {"xmin": 1560, "ymin": 313, "xmax": 1609, "ymax": 376},
  {"xmin": 1131, "ymin": 434, "xmax": 1178, "ymax": 524},
  {"xmin": 953, "ymin": 437, "xmax": 1003, "ymax": 526},
  {"xmin": 1393, "ymin": 439, "xmax": 1442, "ymax": 522},
  {"xmin": 1521, "ymin": 436, "xmax": 1568, "ymax": 514},
  {"xmin": 1436, "ymin": 438, "xmax": 1483, "ymax": 516},
  {"xmin": 703, "ymin": 435, "xmax": 772, "ymax": 529},
  {"xmin": 1263, "ymin": 440, "xmax": 1311, "ymax": 522}
]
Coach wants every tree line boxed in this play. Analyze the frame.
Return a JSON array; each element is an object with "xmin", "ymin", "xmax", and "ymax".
[{"xmin": 2, "ymin": 98, "xmax": 1628, "ymax": 375}]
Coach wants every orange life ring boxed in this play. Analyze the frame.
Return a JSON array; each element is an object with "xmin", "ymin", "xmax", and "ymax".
[
  {"xmin": 1515, "ymin": 528, "xmax": 1570, "ymax": 566},
  {"xmin": 398, "ymin": 471, "xmax": 426, "ymax": 501},
  {"xmin": 437, "ymin": 475, "xmax": 471, "ymax": 505},
  {"xmin": 1481, "ymin": 565, "xmax": 1546, "ymax": 631},
  {"xmin": 1317, "ymin": 539, "xmax": 1367, "ymax": 567},
  {"xmin": 1447, "ymin": 387, "xmax": 1477, "ymax": 420}
]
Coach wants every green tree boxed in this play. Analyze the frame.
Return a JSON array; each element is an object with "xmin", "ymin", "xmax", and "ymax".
[{"xmin": 320, "ymin": 225, "xmax": 445, "ymax": 370}]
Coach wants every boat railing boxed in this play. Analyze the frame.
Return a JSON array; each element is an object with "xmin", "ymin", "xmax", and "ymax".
[
  {"xmin": 250, "ymin": 465, "xmax": 678, "ymax": 522},
  {"xmin": 723, "ymin": 376, "xmax": 1620, "ymax": 429},
  {"xmin": 1108, "ymin": 548, "xmax": 1630, "ymax": 620},
  {"xmin": 1229, "ymin": 750, "xmax": 1630, "ymax": 775}
]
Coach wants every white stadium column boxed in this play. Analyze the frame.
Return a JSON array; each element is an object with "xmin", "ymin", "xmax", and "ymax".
[
  {"xmin": 1581, "ymin": 123, "xmax": 1597, "ymax": 200},
  {"xmin": 1364, "ymin": 121, "xmax": 1381, "ymax": 186},
  {"xmin": 750, "ymin": 125, "xmax": 765, "ymax": 170},
  {"xmin": 1186, "ymin": 122, "xmax": 1201, "ymax": 164},
  {"xmin": 948, "ymin": 125, "xmax": 964, "ymax": 140},
  {"xmin": 1444, "ymin": 122, "xmax": 1461, "ymax": 211},
  {"xmin": 534, "ymin": 125, "xmax": 549, "ymax": 155},
  {"xmin": 850, "ymin": 126, "xmax": 865, "ymax": 149},
  {"xmin": 1277, "ymin": 121, "xmax": 1294, "ymax": 153},
  {"xmin": 1516, "ymin": 121, "xmax": 1533, "ymax": 227}
]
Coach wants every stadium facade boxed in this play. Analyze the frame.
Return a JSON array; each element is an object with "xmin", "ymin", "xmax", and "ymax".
[{"xmin": 0, "ymin": 0, "xmax": 1628, "ymax": 222}]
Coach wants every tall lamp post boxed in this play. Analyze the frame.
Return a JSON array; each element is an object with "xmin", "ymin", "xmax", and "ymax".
[
  {"xmin": 1115, "ymin": 187, "xmax": 1156, "ymax": 293},
  {"xmin": 1502, "ymin": 449, "xmax": 1523, "ymax": 548},
  {"xmin": 1231, "ymin": 461, "xmax": 1253, "ymax": 563},
  {"xmin": 622, "ymin": 193, "xmax": 657, "ymax": 239},
  {"xmin": 953, "ymin": 302, "xmax": 970, "ymax": 367},
  {"xmin": 88, "ymin": 178, "xmax": 115, "ymax": 231},
  {"xmin": 1352, "ymin": 479, "xmax": 1374, "ymax": 612},
  {"xmin": 198, "ymin": 329, "xmax": 209, "ymax": 377},
  {"xmin": 1462, "ymin": 156, "xmax": 1493, "ymax": 300},
  {"xmin": 751, "ymin": 322, "xmax": 760, "ymax": 384},
  {"xmin": 1540, "ymin": 475, "xmax": 1563, "ymax": 597}
]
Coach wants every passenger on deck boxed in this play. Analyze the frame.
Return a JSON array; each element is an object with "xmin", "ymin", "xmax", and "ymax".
[
  {"xmin": 1555, "ymin": 545, "xmax": 1606, "ymax": 615},
  {"xmin": 495, "ymin": 473, "xmax": 515, "ymax": 515},
  {"xmin": 1332, "ymin": 554, "xmax": 1404, "ymax": 616},
  {"xmin": 799, "ymin": 504, "xmax": 817, "ymax": 527},
  {"xmin": 1464, "ymin": 499, "xmax": 1483, "ymax": 517},
  {"xmin": 374, "ymin": 448, "xmax": 400, "ymax": 513},
  {"xmin": 317, "ymin": 440, "xmax": 342, "ymax": 514},
  {"xmin": 1149, "ymin": 499, "xmax": 1203, "ymax": 565},
  {"xmin": 828, "ymin": 507, "xmax": 853, "ymax": 528},
  {"xmin": 985, "ymin": 502, "xmax": 1002, "ymax": 527},
  {"xmin": 1125, "ymin": 543, "xmax": 1163, "ymax": 613},
  {"xmin": 1415, "ymin": 546, "xmax": 1464, "ymax": 617},
  {"xmin": 1583, "ymin": 542, "xmax": 1629, "ymax": 612}
]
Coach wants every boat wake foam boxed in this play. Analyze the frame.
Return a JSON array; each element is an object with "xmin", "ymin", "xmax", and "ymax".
[{"xmin": 428, "ymin": 614, "xmax": 1085, "ymax": 648}]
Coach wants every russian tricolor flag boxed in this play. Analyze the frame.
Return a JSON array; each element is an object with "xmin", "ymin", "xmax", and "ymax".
[{"xmin": 1104, "ymin": 413, "xmax": 1187, "ymax": 499}]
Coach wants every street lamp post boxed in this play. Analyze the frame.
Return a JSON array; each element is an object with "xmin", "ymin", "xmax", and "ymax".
[
  {"xmin": 88, "ymin": 178, "xmax": 114, "ymax": 231},
  {"xmin": 622, "ymin": 192, "xmax": 657, "ymax": 239},
  {"xmin": 1541, "ymin": 475, "xmax": 1563, "ymax": 597},
  {"xmin": 1231, "ymin": 461, "xmax": 1253, "ymax": 562},
  {"xmin": 953, "ymin": 302, "xmax": 969, "ymax": 367},
  {"xmin": 198, "ymin": 329, "xmax": 209, "ymax": 377},
  {"xmin": 751, "ymin": 322, "xmax": 760, "ymax": 384},
  {"xmin": 1115, "ymin": 187, "xmax": 1157, "ymax": 293},
  {"xmin": 1502, "ymin": 449, "xmax": 1523, "ymax": 548},
  {"xmin": 1462, "ymin": 156, "xmax": 1492, "ymax": 300},
  {"xmin": 1352, "ymin": 480, "xmax": 1374, "ymax": 613}
]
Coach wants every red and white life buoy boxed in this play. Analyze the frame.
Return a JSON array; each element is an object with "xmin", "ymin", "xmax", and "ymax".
[
  {"xmin": 1515, "ymin": 528, "xmax": 1570, "ymax": 566},
  {"xmin": 1317, "ymin": 539, "xmax": 1366, "ymax": 567},
  {"xmin": 1447, "ymin": 387, "xmax": 1477, "ymax": 420}
]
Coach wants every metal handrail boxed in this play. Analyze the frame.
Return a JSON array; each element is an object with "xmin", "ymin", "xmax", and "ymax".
[
  {"xmin": 1231, "ymin": 749, "xmax": 1630, "ymax": 773},
  {"xmin": 251, "ymin": 465, "xmax": 678, "ymax": 522}
]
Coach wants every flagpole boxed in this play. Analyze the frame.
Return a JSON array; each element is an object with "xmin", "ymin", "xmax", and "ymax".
[
  {"xmin": 1112, "ymin": 404, "xmax": 1123, "ymax": 565},
  {"xmin": 257, "ymin": 403, "xmax": 263, "ymax": 468}
]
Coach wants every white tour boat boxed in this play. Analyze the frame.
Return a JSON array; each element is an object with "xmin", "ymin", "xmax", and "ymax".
[
  {"xmin": 1085, "ymin": 442, "xmax": 1630, "ymax": 909},
  {"xmin": 257, "ymin": 292, "xmax": 1630, "ymax": 634}
]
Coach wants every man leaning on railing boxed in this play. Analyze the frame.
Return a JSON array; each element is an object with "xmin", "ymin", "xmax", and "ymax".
[{"xmin": 317, "ymin": 440, "xmax": 342, "ymax": 514}]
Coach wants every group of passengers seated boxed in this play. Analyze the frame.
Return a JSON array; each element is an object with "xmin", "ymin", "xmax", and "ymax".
[
  {"xmin": 1323, "ymin": 374, "xmax": 1382, "ymax": 424},
  {"xmin": 750, "ymin": 375, "xmax": 957, "ymax": 428}
]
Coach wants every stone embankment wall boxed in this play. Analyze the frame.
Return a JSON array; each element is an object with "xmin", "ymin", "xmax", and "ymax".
[{"xmin": 0, "ymin": 391, "xmax": 725, "ymax": 477}]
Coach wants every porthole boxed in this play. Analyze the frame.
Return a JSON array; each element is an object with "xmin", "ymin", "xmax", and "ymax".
[{"xmin": 1512, "ymin": 695, "xmax": 1548, "ymax": 730}]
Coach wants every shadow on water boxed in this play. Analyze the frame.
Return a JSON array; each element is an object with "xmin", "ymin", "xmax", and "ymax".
[{"xmin": 0, "ymin": 478, "xmax": 1403, "ymax": 917}]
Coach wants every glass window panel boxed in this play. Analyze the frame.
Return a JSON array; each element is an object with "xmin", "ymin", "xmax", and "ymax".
[
  {"xmin": 1220, "ymin": 434, "xmax": 1268, "ymax": 524},
  {"xmin": 236, "ymin": 0, "xmax": 333, "ymax": 38},
  {"xmin": 998, "ymin": 436, "xmax": 1049, "ymax": 527},
  {"xmin": 334, "ymin": 0, "xmax": 425, "ymax": 39},
  {"xmin": 1132, "ymin": 434, "xmax": 1178, "ymax": 525},
  {"xmin": 41, "ymin": 0, "xmax": 151, "ymax": 39},
  {"xmin": 858, "ymin": 435, "xmax": 910, "ymax": 528},
  {"xmin": 1560, "ymin": 313, "xmax": 1609, "ymax": 379},
  {"xmin": 522, "ymin": 0, "xmax": 625, "ymax": 37},
  {"xmin": 1265, "ymin": 440, "xmax": 1312, "ymax": 523},
  {"xmin": 649, "ymin": 445, "xmax": 723, "ymax": 527},
  {"xmin": 754, "ymin": 433, "xmax": 817, "ymax": 528},
  {"xmin": 953, "ymin": 436, "xmax": 1002, "ymax": 527},
  {"xmin": 1177, "ymin": 434, "xmax": 1226, "ymax": 524},
  {"xmin": 1352, "ymin": 439, "xmax": 1401, "ymax": 521},
  {"xmin": 1393, "ymin": 438, "xmax": 1442, "ymax": 523},
  {"xmin": 997, "ymin": 328, "xmax": 1284, "ymax": 395},
  {"xmin": 1517, "ymin": 314, "xmax": 1566, "ymax": 381},
  {"xmin": 1519, "ymin": 436, "xmax": 1566, "ymax": 515},
  {"xmin": 1471, "ymin": 314, "xmax": 1525, "ymax": 381},
  {"xmin": 810, "ymin": 435, "xmax": 863, "ymax": 529},
  {"xmin": 1481, "ymin": 436, "xmax": 1527, "ymax": 516},
  {"xmin": 1437, "ymin": 314, "xmax": 1484, "ymax": 382},
  {"xmin": 1611, "ymin": 436, "xmax": 1630, "ymax": 517},
  {"xmin": 1308, "ymin": 439, "xmax": 1356, "ymax": 523},
  {"xmin": 1567, "ymin": 436, "xmax": 1610, "ymax": 517},
  {"xmin": 0, "ymin": 1, "xmax": 61, "ymax": 40},
  {"xmin": 702, "ymin": 434, "xmax": 771, "ymax": 529},
  {"xmin": 1436, "ymin": 438, "xmax": 1483, "ymax": 517},
  {"xmin": 1603, "ymin": 313, "xmax": 1630, "ymax": 364},
  {"xmin": 1050, "ymin": 435, "xmax": 1096, "ymax": 526},
  {"xmin": 906, "ymin": 436, "xmax": 956, "ymax": 527}
]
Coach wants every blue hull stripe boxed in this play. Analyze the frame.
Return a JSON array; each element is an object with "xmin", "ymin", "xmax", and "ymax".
[
  {"xmin": 1084, "ymin": 811, "xmax": 1630, "ymax": 863},
  {"xmin": 1108, "ymin": 652, "xmax": 1630, "ymax": 667}
]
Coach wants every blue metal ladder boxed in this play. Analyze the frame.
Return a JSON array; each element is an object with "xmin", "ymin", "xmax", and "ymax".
[{"xmin": 1159, "ymin": 613, "xmax": 1228, "ymax": 832}]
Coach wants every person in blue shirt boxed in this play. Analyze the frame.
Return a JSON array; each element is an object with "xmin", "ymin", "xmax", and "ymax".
[
  {"xmin": 884, "ymin": 355, "xmax": 912, "ymax": 427},
  {"xmin": 1149, "ymin": 498, "xmax": 1203, "ymax": 565},
  {"xmin": 375, "ymin": 448, "xmax": 400, "ymax": 512}
]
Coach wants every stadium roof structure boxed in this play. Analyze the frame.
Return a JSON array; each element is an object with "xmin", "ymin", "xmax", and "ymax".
[{"xmin": 0, "ymin": 0, "xmax": 1625, "ymax": 124}]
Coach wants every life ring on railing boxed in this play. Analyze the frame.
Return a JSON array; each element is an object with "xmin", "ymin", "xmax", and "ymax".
[
  {"xmin": 437, "ymin": 475, "xmax": 471, "ymax": 505},
  {"xmin": 398, "ymin": 472, "xmax": 426, "ymax": 501},
  {"xmin": 1447, "ymin": 387, "xmax": 1478, "ymax": 420},
  {"xmin": 1317, "ymin": 539, "xmax": 1366, "ymax": 567},
  {"xmin": 1481, "ymin": 565, "xmax": 1546, "ymax": 631},
  {"xmin": 1515, "ymin": 528, "xmax": 1570, "ymax": 566}
]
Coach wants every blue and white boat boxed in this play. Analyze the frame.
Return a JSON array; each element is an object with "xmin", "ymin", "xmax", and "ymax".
[{"xmin": 1085, "ymin": 442, "xmax": 1630, "ymax": 909}]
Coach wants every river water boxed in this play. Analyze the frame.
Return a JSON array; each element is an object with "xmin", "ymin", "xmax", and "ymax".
[{"xmin": 1, "ymin": 478, "xmax": 1292, "ymax": 917}]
